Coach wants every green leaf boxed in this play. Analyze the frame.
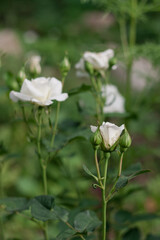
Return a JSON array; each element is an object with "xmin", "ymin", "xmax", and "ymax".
[
  {"xmin": 123, "ymin": 163, "xmax": 142, "ymax": 176},
  {"xmin": 68, "ymin": 84, "xmax": 92, "ymax": 96},
  {"xmin": 146, "ymin": 234, "xmax": 160, "ymax": 240},
  {"xmin": 30, "ymin": 198, "xmax": 56, "ymax": 222},
  {"xmin": 122, "ymin": 228, "xmax": 141, "ymax": 240},
  {"xmin": 56, "ymin": 229, "xmax": 76, "ymax": 240},
  {"xmin": 34, "ymin": 195, "xmax": 55, "ymax": 210},
  {"xmin": 114, "ymin": 210, "xmax": 132, "ymax": 229},
  {"xmin": 131, "ymin": 213, "xmax": 160, "ymax": 223},
  {"xmin": 54, "ymin": 205, "xmax": 69, "ymax": 222},
  {"xmin": 0, "ymin": 197, "xmax": 28, "ymax": 212},
  {"xmin": 83, "ymin": 165, "xmax": 98, "ymax": 182},
  {"xmin": 115, "ymin": 176, "xmax": 128, "ymax": 191},
  {"xmin": 74, "ymin": 210, "xmax": 101, "ymax": 232},
  {"xmin": 114, "ymin": 210, "xmax": 160, "ymax": 230},
  {"xmin": 129, "ymin": 169, "xmax": 151, "ymax": 180}
]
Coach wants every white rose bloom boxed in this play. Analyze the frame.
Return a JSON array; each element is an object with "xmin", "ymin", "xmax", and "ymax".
[
  {"xmin": 9, "ymin": 77, "xmax": 68, "ymax": 106},
  {"xmin": 75, "ymin": 49, "xmax": 115, "ymax": 77},
  {"xmin": 29, "ymin": 55, "xmax": 41, "ymax": 74},
  {"xmin": 91, "ymin": 122, "xmax": 124, "ymax": 149},
  {"xmin": 102, "ymin": 84, "xmax": 125, "ymax": 113}
]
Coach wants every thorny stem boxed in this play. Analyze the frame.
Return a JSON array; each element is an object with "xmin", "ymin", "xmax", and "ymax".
[{"xmin": 102, "ymin": 153, "xmax": 110, "ymax": 240}]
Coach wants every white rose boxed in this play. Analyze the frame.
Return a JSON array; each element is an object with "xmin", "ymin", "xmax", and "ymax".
[
  {"xmin": 90, "ymin": 122, "xmax": 124, "ymax": 150},
  {"xmin": 102, "ymin": 84, "xmax": 125, "ymax": 113},
  {"xmin": 9, "ymin": 77, "xmax": 68, "ymax": 106},
  {"xmin": 75, "ymin": 49, "xmax": 115, "ymax": 77},
  {"xmin": 29, "ymin": 55, "xmax": 41, "ymax": 74}
]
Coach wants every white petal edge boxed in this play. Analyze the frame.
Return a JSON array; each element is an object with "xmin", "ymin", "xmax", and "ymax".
[{"xmin": 90, "ymin": 125, "xmax": 98, "ymax": 133}]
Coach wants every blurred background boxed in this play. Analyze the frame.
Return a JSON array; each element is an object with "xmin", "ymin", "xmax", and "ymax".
[{"xmin": 0, "ymin": 0, "xmax": 160, "ymax": 239}]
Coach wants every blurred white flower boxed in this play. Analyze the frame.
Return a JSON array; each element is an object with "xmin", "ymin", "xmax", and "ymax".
[
  {"xmin": 75, "ymin": 49, "xmax": 116, "ymax": 77},
  {"xmin": 102, "ymin": 84, "xmax": 125, "ymax": 113},
  {"xmin": 10, "ymin": 77, "xmax": 68, "ymax": 106},
  {"xmin": 29, "ymin": 55, "xmax": 41, "ymax": 75},
  {"xmin": 91, "ymin": 122, "xmax": 124, "ymax": 150},
  {"xmin": 23, "ymin": 30, "xmax": 38, "ymax": 44}
]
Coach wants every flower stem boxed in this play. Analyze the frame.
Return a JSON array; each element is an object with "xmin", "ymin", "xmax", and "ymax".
[
  {"xmin": 37, "ymin": 108, "xmax": 48, "ymax": 240},
  {"xmin": 118, "ymin": 152, "xmax": 124, "ymax": 177},
  {"xmin": 50, "ymin": 76, "xmax": 65, "ymax": 149},
  {"xmin": 102, "ymin": 153, "xmax": 110, "ymax": 240},
  {"xmin": 126, "ymin": 0, "xmax": 137, "ymax": 109},
  {"xmin": 50, "ymin": 102, "xmax": 60, "ymax": 148},
  {"xmin": 94, "ymin": 149, "xmax": 103, "ymax": 189},
  {"xmin": 90, "ymin": 75, "xmax": 103, "ymax": 122},
  {"xmin": 21, "ymin": 105, "xmax": 33, "ymax": 137},
  {"xmin": 37, "ymin": 108, "xmax": 48, "ymax": 195},
  {"xmin": 0, "ymin": 163, "xmax": 5, "ymax": 240}
]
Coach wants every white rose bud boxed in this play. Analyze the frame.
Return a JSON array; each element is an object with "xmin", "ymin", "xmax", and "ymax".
[
  {"xmin": 75, "ymin": 49, "xmax": 115, "ymax": 77},
  {"xmin": 9, "ymin": 77, "xmax": 68, "ymax": 106},
  {"xmin": 60, "ymin": 56, "xmax": 71, "ymax": 77},
  {"xmin": 29, "ymin": 55, "xmax": 41, "ymax": 75},
  {"xmin": 91, "ymin": 122, "xmax": 124, "ymax": 152}
]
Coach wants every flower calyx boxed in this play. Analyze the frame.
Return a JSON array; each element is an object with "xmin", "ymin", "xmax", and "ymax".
[{"xmin": 84, "ymin": 61, "xmax": 94, "ymax": 76}]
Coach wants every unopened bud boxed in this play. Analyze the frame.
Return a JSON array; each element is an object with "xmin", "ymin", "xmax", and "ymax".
[
  {"xmin": 90, "ymin": 128, "xmax": 102, "ymax": 149},
  {"xmin": 85, "ymin": 61, "xmax": 94, "ymax": 75},
  {"xmin": 29, "ymin": 55, "xmax": 41, "ymax": 75},
  {"xmin": 60, "ymin": 56, "xmax": 70, "ymax": 76},
  {"xmin": 119, "ymin": 128, "xmax": 132, "ymax": 152},
  {"xmin": 17, "ymin": 68, "xmax": 26, "ymax": 85},
  {"xmin": 109, "ymin": 57, "xmax": 117, "ymax": 70}
]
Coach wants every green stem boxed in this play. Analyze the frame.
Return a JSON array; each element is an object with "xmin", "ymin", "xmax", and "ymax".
[
  {"xmin": 50, "ymin": 102, "xmax": 60, "ymax": 148},
  {"xmin": 126, "ymin": 0, "xmax": 137, "ymax": 110},
  {"xmin": 118, "ymin": 152, "xmax": 124, "ymax": 177},
  {"xmin": 0, "ymin": 163, "xmax": 3, "ymax": 197},
  {"xmin": 44, "ymin": 222, "xmax": 49, "ymax": 240},
  {"xmin": 119, "ymin": 16, "xmax": 128, "ymax": 60},
  {"xmin": 0, "ymin": 163, "xmax": 5, "ymax": 240},
  {"xmin": 90, "ymin": 75, "xmax": 104, "ymax": 122},
  {"xmin": 37, "ymin": 109, "xmax": 48, "ymax": 240},
  {"xmin": 94, "ymin": 149, "xmax": 103, "ymax": 189},
  {"xmin": 37, "ymin": 108, "xmax": 48, "ymax": 195},
  {"xmin": 50, "ymin": 76, "xmax": 65, "ymax": 149},
  {"xmin": 21, "ymin": 105, "xmax": 33, "ymax": 137},
  {"xmin": 102, "ymin": 153, "xmax": 110, "ymax": 240}
]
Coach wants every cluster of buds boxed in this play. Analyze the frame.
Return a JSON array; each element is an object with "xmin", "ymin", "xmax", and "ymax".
[{"xmin": 90, "ymin": 122, "xmax": 131, "ymax": 153}]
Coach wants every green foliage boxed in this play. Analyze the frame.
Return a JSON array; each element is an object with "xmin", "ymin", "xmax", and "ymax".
[
  {"xmin": 74, "ymin": 210, "xmax": 101, "ymax": 232},
  {"xmin": 122, "ymin": 227, "xmax": 141, "ymax": 240}
]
